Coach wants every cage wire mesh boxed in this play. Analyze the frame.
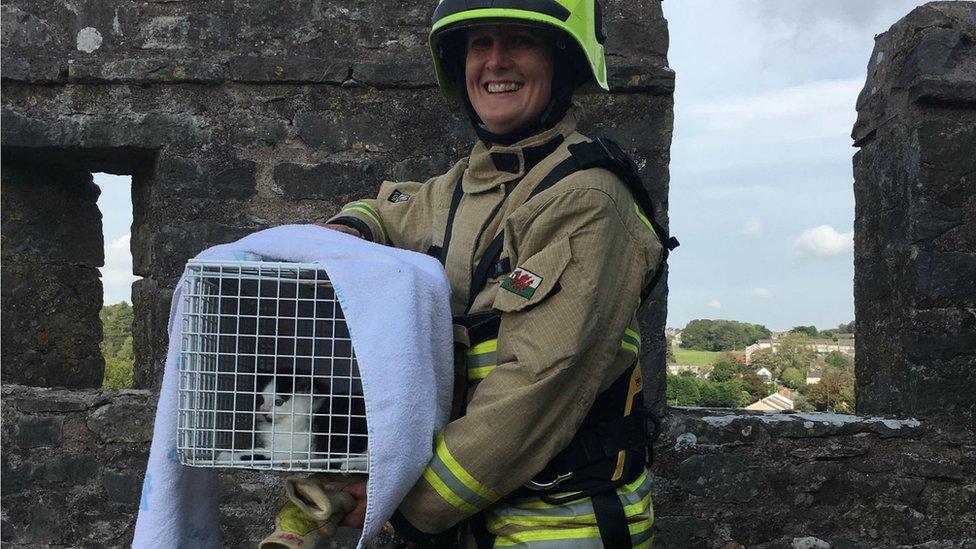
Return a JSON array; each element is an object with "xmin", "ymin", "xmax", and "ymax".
[{"xmin": 178, "ymin": 260, "xmax": 368, "ymax": 473}]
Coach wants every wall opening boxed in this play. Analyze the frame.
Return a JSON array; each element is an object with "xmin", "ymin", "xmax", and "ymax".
[
  {"xmin": 0, "ymin": 146, "xmax": 156, "ymax": 389},
  {"xmin": 94, "ymin": 173, "xmax": 139, "ymax": 389}
]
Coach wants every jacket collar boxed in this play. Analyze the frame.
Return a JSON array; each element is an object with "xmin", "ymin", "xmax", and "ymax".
[{"xmin": 463, "ymin": 107, "xmax": 580, "ymax": 194}]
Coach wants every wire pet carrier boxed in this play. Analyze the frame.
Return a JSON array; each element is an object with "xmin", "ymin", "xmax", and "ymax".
[{"xmin": 177, "ymin": 260, "xmax": 368, "ymax": 473}]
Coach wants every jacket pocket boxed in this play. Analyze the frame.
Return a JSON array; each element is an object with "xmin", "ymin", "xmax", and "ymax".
[{"xmin": 493, "ymin": 237, "xmax": 572, "ymax": 313}]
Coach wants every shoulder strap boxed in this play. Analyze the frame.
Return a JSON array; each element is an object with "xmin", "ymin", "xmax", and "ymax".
[
  {"xmin": 466, "ymin": 138, "xmax": 679, "ymax": 312},
  {"xmin": 427, "ymin": 173, "xmax": 465, "ymax": 265},
  {"xmin": 563, "ymin": 137, "xmax": 679, "ymax": 304}
]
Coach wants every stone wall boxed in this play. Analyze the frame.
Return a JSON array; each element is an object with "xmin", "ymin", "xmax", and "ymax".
[
  {"xmin": 0, "ymin": 0, "xmax": 674, "ymax": 401},
  {"xmin": 852, "ymin": 1, "xmax": 976, "ymax": 424},
  {"xmin": 4, "ymin": 384, "xmax": 973, "ymax": 548}
]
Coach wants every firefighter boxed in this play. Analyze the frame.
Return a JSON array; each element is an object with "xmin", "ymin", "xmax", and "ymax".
[{"xmin": 320, "ymin": 1, "xmax": 672, "ymax": 546}]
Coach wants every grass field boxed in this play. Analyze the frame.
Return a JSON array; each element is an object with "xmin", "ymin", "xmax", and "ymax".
[{"xmin": 673, "ymin": 348, "xmax": 728, "ymax": 367}]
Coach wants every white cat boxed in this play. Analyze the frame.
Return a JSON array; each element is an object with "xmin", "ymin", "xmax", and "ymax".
[{"xmin": 217, "ymin": 377, "xmax": 325, "ymax": 464}]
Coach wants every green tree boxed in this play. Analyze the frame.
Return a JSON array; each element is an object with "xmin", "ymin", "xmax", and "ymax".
[
  {"xmin": 825, "ymin": 351, "xmax": 852, "ymax": 371},
  {"xmin": 781, "ymin": 367, "xmax": 806, "ymax": 390},
  {"xmin": 667, "ymin": 375, "xmax": 702, "ymax": 406},
  {"xmin": 749, "ymin": 348, "xmax": 783, "ymax": 374},
  {"xmin": 681, "ymin": 319, "xmax": 771, "ymax": 352},
  {"xmin": 777, "ymin": 332, "xmax": 817, "ymax": 373},
  {"xmin": 808, "ymin": 369, "xmax": 854, "ymax": 412},
  {"xmin": 100, "ymin": 302, "xmax": 135, "ymax": 389},
  {"xmin": 666, "ymin": 336, "xmax": 677, "ymax": 364},
  {"xmin": 790, "ymin": 325, "xmax": 819, "ymax": 338},
  {"xmin": 100, "ymin": 302, "xmax": 134, "ymax": 357}
]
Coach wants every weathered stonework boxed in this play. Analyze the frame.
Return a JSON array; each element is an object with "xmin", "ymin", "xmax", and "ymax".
[
  {"xmin": 852, "ymin": 2, "xmax": 976, "ymax": 424},
  {"xmin": 0, "ymin": 0, "xmax": 674, "ymax": 400},
  {"xmin": 3, "ymin": 385, "xmax": 973, "ymax": 548},
  {"xmin": 3, "ymin": 0, "xmax": 976, "ymax": 548}
]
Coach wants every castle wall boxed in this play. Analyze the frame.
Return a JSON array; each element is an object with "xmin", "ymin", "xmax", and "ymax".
[
  {"xmin": 852, "ymin": 1, "xmax": 976, "ymax": 424},
  {"xmin": 0, "ymin": 0, "xmax": 675, "ymax": 398}
]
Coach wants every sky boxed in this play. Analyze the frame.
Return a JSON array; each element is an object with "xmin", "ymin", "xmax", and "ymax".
[
  {"xmin": 94, "ymin": 173, "xmax": 138, "ymax": 304},
  {"xmin": 661, "ymin": 0, "xmax": 933, "ymax": 331},
  {"xmin": 94, "ymin": 0, "xmax": 932, "ymax": 325}
]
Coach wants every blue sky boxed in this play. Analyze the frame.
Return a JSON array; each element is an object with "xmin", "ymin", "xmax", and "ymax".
[{"xmin": 95, "ymin": 0, "xmax": 929, "ymax": 328}]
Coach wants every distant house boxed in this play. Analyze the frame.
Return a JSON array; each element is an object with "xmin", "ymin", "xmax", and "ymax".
[
  {"xmin": 806, "ymin": 367, "xmax": 824, "ymax": 385},
  {"xmin": 745, "ymin": 393, "xmax": 794, "ymax": 411},
  {"xmin": 745, "ymin": 336, "xmax": 856, "ymax": 363},
  {"xmin": 756, "ymin": 367, "xmax": 773, "ymax": 383},
  {"xmin": 667, "ymin": 364, "xmax": 709, "ymax": 378}
]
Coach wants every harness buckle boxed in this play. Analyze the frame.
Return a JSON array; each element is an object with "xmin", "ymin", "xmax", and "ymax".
[{"xmin": 523, "ymin": 471, "xmax": 574, "ymax": 491}]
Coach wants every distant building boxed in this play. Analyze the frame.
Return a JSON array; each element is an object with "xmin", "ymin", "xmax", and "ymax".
[
  {"xmin": 756, "ymin": 367, "xmax": 773, "ymax": 383},
  {"xmin": 806, "ymin": 367, "xmax": 824, "ymax": 385},
  {"xmin": 745, "ymin": 336, "xmax": 855, "ymax": 363},
  {"xmin": 667, "ymin": 364, "xmax": 710, "ymax": 378},
  {"xmin": 745, "ymin": 393, "xmax": 794, "ymax": 411}
]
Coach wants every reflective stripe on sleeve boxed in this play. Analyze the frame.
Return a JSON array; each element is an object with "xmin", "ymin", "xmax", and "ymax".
[
  {"xmin": 466, "ymin": 339, "xmax": 498, "ymax": 380},
  {"xmin": 468, "ymin": 333, "xmax": 641, "ymax": 382},
  {"xmin": 343, "ymin": 202, "xmax": 388, "ymax": 243},
  {"xmin": 620, "ymin": 327, "xmax": 641, "ymax": 356},
  {"xmin": 634, "ymin": 203, "xmax": 656, "ymax": 239},
  {"xmin": 422, "ymin": 432, "xmax": 500, "ymax": 514}
]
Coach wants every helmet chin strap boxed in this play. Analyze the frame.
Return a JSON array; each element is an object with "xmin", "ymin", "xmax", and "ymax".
[{"xmin": 461, "ymin": 72, "xmax": 574, "ymax": 147}]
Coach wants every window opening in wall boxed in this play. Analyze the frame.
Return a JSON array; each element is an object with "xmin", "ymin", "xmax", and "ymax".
[{"xmin": 94, "ymin": 173, "xmax": 140, "ymax": 389}]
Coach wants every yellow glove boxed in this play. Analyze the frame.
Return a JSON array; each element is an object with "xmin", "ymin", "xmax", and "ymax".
[
  {"xmin": 258, "ymin": 500, "xmax": 339, "ymax": 549},
  {"xmin": 285, "ymin": 473, "xmax": 360, "ymax": 522}
]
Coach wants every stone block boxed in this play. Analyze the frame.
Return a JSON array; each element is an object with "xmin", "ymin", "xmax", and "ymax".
[
  {"xmin": 145, "ymin": 221, "xmax": 252, "ymax": 282},
  {"xmin": 66, "ymin": 57, "xmax": 224, "ymax": 83},
  {"xmin": 87, "ymin": 401, "xmax": 154, "ymax": 443},
  {"xmin": 103, "ymin": 470, "xmax": 144, "ymax": 505},
  {"xmin": 393, "ymin": 154, "xmax": 452, "ymax": 182},
  {"xmin": 0, "ymin": 5, "xmax": 53, "ymax": 50},
  {"xmin": 274, "ymin": 158, "xmax": 383, "ymax": 202},
  {"xmin": 294, "ymin": 110, "xmax": 398, "ymax": 153},
  {"xmin": 351, "ymin": 60, "xmax": 434, "ymax": 88},
  {"xmin": 131, "ymin": 278, "xmax": 174, "ymax": 390},
  {"xmin": 155, "ymin": 155, "xmax": 258, "ymax": 200},
  {"xmin": 228, "ymin": 56, "xmax": 349, "ymax": 83},
  {"xmin": 678, "ymin": 453, "xmax": 764, "ymax": 503},
  {"xmin": 14, "ymin": 416, "xmax": 64, "ymax": 448},
  {"xmin": 11, "ymin": 388, "xmax": 94, "ymax": 412},
  {"xmin": 0, "ymin": 162, "xmax": 103, "ymax": 264}
]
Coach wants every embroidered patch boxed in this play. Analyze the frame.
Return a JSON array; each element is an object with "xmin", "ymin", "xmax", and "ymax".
[
  {"xmin": 501, "ymin": 268, "xmax": 543, "ymax": 299},
  {"xmin": 388, "ymin": 189, "xmax": 411, "ymax": 203}
]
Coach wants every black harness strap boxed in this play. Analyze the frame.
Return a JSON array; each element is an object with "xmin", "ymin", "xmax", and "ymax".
[
  {"xmin": 463, "ymin": 138, "xmax": 679, "ymax": 314},
  {"xmin": 592, "ymin": 491, "xmax": 632, "ymax": 549},
  {"xmin": 427, "ymin": 173, "xmax": 465, "ymax": 264},
  {"xmin": 466, "ymin": 232, "xmax": 506, "ymax": 313}
]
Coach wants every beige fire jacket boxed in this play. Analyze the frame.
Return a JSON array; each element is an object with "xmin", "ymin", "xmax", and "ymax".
[{"xmin": 328, "ymin": 107, "xmax": 662, "ymax": 533}]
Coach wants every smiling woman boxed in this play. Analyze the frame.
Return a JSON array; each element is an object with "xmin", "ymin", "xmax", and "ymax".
[{"xmin": 463, "ymin": 25, "xmax": 554, "ymax": 135}]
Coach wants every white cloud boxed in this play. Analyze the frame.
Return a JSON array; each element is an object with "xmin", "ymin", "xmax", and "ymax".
[
  {"xmin": 686, "ymin": 78, "xmax": 862, "ymax": 140},
  {"xmin": 793, "ymin": 225, "xmax": 854, "ymax": 257},
  {"xmin": 708, "ymin": 300, "xmax": 722, "ymax": 310},
  {"xmin": 101, "ymin": 233, "xmax": 138, "ymax": 304},
  {"xmin": 752, "ymin": 287, "xmax": 773, "ymax": 299},
  {"xmin": 741, "ymin": 217, "xmax": 763, "ymax": 236}
]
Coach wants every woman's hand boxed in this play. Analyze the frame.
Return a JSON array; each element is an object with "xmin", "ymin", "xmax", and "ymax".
[
  {"xmin": 325, "ymin": 480, "xmax": 368, "ymax": 528},
  {"xmin": 315, "ymin": 223, "xmax": 363, "ymax": 238}
]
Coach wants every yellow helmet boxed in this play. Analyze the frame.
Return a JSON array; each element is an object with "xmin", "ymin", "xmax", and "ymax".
[{"xmin": 428, "ymin": 0, "xmax": 610, "ymax": 99}]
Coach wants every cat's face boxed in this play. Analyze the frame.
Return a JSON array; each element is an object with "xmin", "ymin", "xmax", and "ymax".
[{"xmin": 257, "ymin": 378, "xmax": 318, "ymax": 423}]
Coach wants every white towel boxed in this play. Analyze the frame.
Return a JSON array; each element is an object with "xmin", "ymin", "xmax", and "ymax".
[{"xmin": 133, "ymin": 224, "xmax": 454, "ymax": 548}]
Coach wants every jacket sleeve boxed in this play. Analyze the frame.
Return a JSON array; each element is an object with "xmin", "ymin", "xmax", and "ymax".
[
  {"xmin": 327, "ymin": 164, "xmax": 462, "ymax": 252},
  {"xmin": 397, "ymin": 183, "xmax": 663, "ymax": 533}
]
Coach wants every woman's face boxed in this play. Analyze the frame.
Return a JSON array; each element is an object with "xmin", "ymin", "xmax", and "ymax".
[{"xmin": 465, "ymin": 25, "xmax": 553, "ymax": 136}]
